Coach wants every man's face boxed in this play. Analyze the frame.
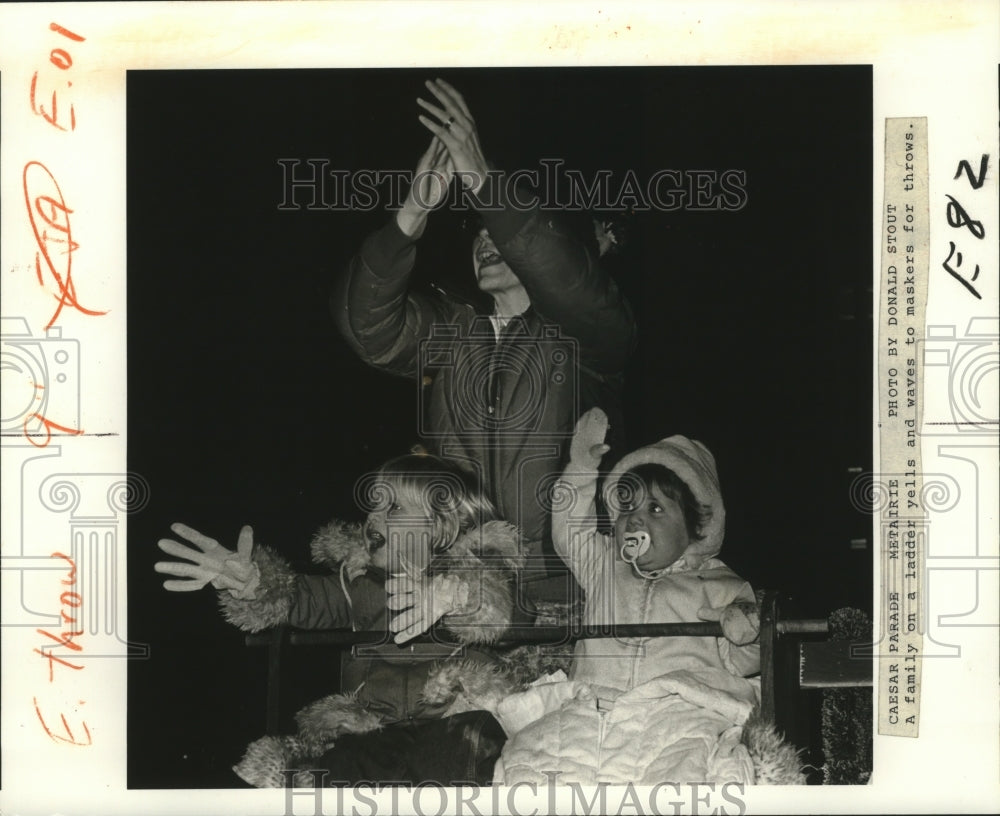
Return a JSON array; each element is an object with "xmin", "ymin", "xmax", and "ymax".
[
  {"xmin": 613, "ymin": 480, "xmax": 691, "ymax": 574},
  {"xmin": 472, "ymin": 228, "xmax": 521, "ymax": 294}
]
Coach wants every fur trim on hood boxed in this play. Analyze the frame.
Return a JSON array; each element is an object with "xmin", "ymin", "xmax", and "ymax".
[
  {"xmin": 602, "ymin": 435, "xmax": 726, "ymax": 568},
  {"xmin": 435, "ymin": 519, "xmax": 526, "ymax": 572},
  {"xmin": 310, "ymin": 517, "xmax": 525, "ymax": 575}
]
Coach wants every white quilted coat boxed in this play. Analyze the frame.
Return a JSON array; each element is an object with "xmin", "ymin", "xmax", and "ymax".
[{"xmin": 495, "ymin": 668, "xmax": 758, "ymax": 785}]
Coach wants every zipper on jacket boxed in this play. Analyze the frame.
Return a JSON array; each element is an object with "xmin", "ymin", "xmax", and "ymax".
[
  {"xmin": 486, "ymin": 328, "xmax": 506, "ymax": 516},
  {"xmin": 465, "ymin": 713, "xmax": 482, "ymax": 781},
  {"xmin": 629, "ymin": 579, "xmax": 655, "ymax": 690},
  {"xmin": 403, "ymin": 653, "xmax": 410, "ymax": 719},
  {"xmin": 595, "ymin": 702, "xmax": 608, "ymax": 778},
  {"xmin": 486, "ymin": 332, "xmax": 501, "ymax": 417}
]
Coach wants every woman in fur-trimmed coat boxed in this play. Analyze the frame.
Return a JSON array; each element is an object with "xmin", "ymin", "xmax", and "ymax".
[{"xmin": 155, "ymin": 454, "xmax": 527, "ymax": 786}]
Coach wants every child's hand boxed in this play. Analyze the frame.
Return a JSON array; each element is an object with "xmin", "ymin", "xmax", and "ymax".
[
  {"xmin": 697, "ymin": 601, "xmax": 760, "ymax": 646},
  {"xmin": 385, "ymin": 572, "xmax": 469, "ymax": 644},
  {"xmin": 569, "ymin": 407, "xmax": 611, "ymax": 472},
  {"xmin": 155, "ymin": 523, "xmax": 260, "ymax": 598}
]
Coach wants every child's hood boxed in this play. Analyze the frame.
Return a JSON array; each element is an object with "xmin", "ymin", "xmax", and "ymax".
[{"xmin": 602, "ymin": 435, "xmax": 725, "ymax": 567}]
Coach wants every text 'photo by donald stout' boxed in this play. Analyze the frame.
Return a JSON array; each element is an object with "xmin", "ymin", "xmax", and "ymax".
[{"xmin": 127, "ymin": 67, "xmax": 873, "ymax": 789}]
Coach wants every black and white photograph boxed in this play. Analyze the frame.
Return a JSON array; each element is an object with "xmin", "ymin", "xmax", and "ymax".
[
  {"xmin": 126, "ymin": 66, "xmax": 873, "ymax": 792},
  {"xmin": 1, "ymin": 3, "xmax": 997, "ymax": 815}
]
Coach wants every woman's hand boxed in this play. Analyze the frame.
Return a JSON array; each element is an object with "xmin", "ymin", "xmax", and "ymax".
[
  {"xmin": 155, "ymin": 523, "xmax": 259, "ymax": 598},
  {"xmin": 417, "ymin": 78, "xmax": 489, "ymax": 195},
  {"xmin": 396, "ymin": 135, "xmax": 453, "ymax": 238}
]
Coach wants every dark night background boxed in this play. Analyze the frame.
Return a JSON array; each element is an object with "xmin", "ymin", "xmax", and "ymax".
[{"xmin": 127, "ymin": 66, "xmax": 872, "ymax": 787}]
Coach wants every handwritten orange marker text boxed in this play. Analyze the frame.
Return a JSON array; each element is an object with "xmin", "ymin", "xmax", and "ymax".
[
  {"xmin": 20, "ymin": 21, "xmax": 102, "ymax": 446},
  {"xmin": 29, "ymin": 22, "xmax": 85, "ymax": 132},
  {"xmin": 33, "ymin": 551, "xmax": 92, "ymax": 746}
]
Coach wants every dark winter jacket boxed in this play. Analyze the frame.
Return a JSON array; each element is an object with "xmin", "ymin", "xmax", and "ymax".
[
  {"xmin": 218, "ymin": 519, "xmax": 525, "ymax": 723},
  {"xmin": 331, "ymin": 188, "xmax": 636, "ymax": 579}
]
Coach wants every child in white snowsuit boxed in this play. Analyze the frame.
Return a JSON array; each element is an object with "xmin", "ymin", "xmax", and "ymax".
[
  {"xmin": 555, "ymin": 407, "xmax": 760, "ymax": 690},
  {"xmin": 494, "ymin": 409, "xmax": 766, "ymax": 786}
]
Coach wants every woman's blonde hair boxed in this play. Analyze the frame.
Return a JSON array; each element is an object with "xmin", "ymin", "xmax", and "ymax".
[{"xmin": 365, "ymin": 454, "xmax": 497, "ymax": 554}]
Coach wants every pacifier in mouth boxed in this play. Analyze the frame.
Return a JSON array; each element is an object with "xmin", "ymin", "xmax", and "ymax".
[{"xmin": 621, "ymin": 531, "xmax": 650, "ymax": 563}]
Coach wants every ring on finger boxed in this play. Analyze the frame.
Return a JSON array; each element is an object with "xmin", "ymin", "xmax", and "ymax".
[{"xmin": 444, "ymin": 115, "xmax": 456, "ymax": 131}]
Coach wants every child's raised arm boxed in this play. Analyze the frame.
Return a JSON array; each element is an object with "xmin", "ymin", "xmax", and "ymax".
[{"xmin": 552, "ymin": 408, "xmax": 612, "ymax": 588}]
